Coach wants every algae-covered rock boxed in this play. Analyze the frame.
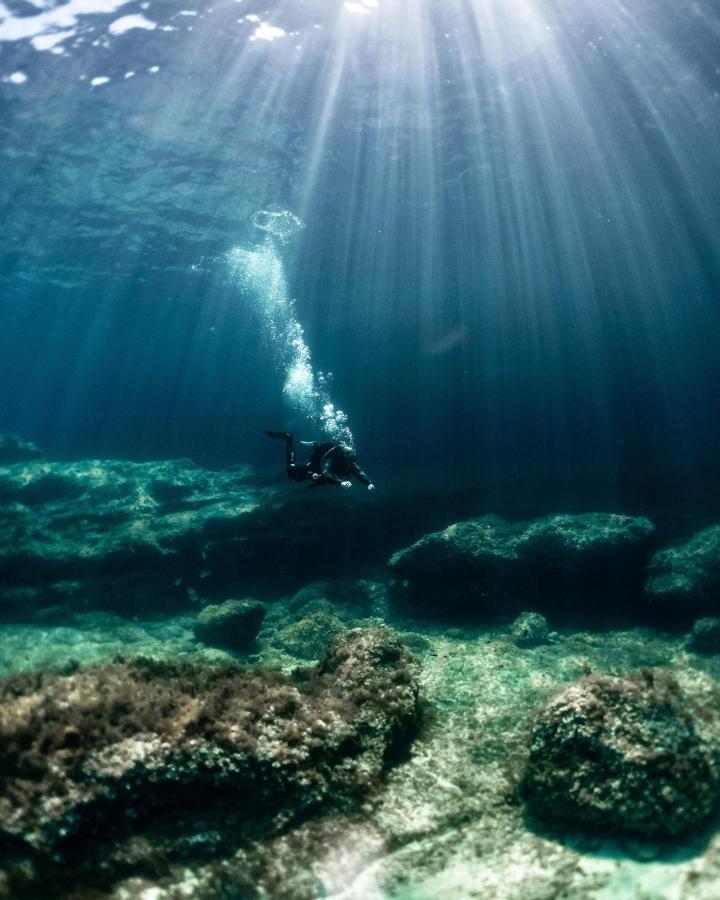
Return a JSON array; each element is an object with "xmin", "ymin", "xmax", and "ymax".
[
  {"xmin": 0, "ymin": 454, "xmax": 281, "ymax": 615},
  {"xmin": 0, "ymin": 627, "xmax": 420, "ymax": 888},
  {"xmin": 516, "ymin": 513, "xmax": 655, "ymax": 565},
  {"xmin": 274, "ymin": 610, "xmax": 346, "ymax": 660},
  {"xmin": 0, "ymin": 456, "xmax": 269, "ymax": 572},
  {"xmin": 389, "ymin": 512, "xmax": 655, "ymax": 613},
  {"xmin": 511, "ymin": 611, "xmax": 549, "ymax": 647},
  {"xmin": 646, "ymin": 525, "xmax": 720, "ymax": 614},
  {"xmin": 287, "ymin": 581, "xmax": 337, "ymax": 612},
  {"xmin": 689, "ymin": 617, "xmax": 720, "ymax": 654},
  {"xmin": 522, "ymin": 669, "xmax": 720, "ymax": 836},
  {"xmin": 194, "ymin": 598, "xmax": 266, "ymax": 651},
  {"xmin": 287, "ymin": 579, "xmax": 390, "ymax": 620}
]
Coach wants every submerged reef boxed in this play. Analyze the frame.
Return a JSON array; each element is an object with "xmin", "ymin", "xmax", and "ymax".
[
  {"xmin": 0, "ymin": 627, "xmax": 420, "ymax": 890},
  {"xmin": 389, "ymin": 512, "xmax": 655, "ymax": 617},
  {"xmin": 523, "ymin": 668, "xmax": 720, "ymax": 836},
  {"xmin": 0, "ymin": 452, "xmax": 278, "ymax": 615},
  {"xmin": 0, "ymin": 439, "xmax": 425, "ymax": 620},
  {"xmin": 4, "ymin": 439, "xmax": 720, "ymax": 894},
  {"xmin": 646, "ymin": 525, "xmax": 720, "ymax": 615}
]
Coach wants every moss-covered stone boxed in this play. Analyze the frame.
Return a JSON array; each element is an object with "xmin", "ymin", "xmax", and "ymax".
[
  {"xmin": 511, "ymin": 611, "xmax": 549, "ymax": 647},
  {"xmin": 646, "ymin": 525, "xmax": 720, "ymax": 614},
  {"xmin": 0, "ymin": 627, "xmax": 420, "ymax": 889},
  {"xmin": 194, "ymin": 598, "xmax": 266, "ymax": 651},
  {"xmin": 389, "ymin": 512, "xmax": 655, "ymax": 615},
  {"xmin": 522, "ymin": 669, "xmax": 720, "ymax": 836},
  {"xmin": 273, "ymin": 610, "xmax": 346, "ymax": 660}
]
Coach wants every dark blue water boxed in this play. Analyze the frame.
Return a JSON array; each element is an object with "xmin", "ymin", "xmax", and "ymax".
[{"xmin": 1, "ymin": 0, "xmax": 720, "ymax": 522}]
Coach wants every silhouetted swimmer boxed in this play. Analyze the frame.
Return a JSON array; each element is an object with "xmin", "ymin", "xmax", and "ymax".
[{"xmin": 265, "ymin": 431, "xmax": 375, "ymax": 491}]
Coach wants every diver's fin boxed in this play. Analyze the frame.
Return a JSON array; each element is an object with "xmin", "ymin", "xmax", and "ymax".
[{"xmin": 264, "ymin": 430, "xmax": 292, "ymax": 440}]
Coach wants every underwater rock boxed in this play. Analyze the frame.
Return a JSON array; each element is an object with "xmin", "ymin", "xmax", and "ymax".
[
  {"xmin": 0, "ymin": 627, "xmax": 420, "ymax": 886},
  {"xmin": 193, "ymin": 598, "xmax": 266, "ymax": 651},
  {"xmin": 389, "ymin": 512, "xmax": 655, "ymax": 615},
  {"xmin": 646, "ymin": 525, "xmax": 720, "ymax": 614},
  {"xmin": 689, "ymin": 617, "xmax": 720, "ymax": 654},
  {"xmin": 511, "ymin": 611, "xmax": 549, "ymax": 647},
  {"xmin": 287, "ymin": 581, "xmax": 337, "ymax": 612},
  {"xmin": 288, "ymin": 579, "xmax": 390, "ymax": 620},
  {"xmin": 0, "ymin": 434, "xmax": 43, "ymax": 464},
  {"xmin": 274, "ymin": 610, "xmax": 346, "ymax": 660},
  {"xmin": 0, "ymin": 454, "xmax": 281, "ymax": 614},
  {"xmin": 522, "ymin": 669, "xmax": 720, "ymax": 836}
]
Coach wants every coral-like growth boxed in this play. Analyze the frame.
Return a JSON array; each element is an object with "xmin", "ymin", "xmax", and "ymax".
[
  {"xmin": 522, "ymin": 669, "xmax": 720, "ymax": 836},
  {"xmin": 0, "ymin": 628, "xmax": 420, "ymax": 889}
]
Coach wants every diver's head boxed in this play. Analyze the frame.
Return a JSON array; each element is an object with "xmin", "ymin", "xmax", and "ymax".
[{"xmin": 338, "ymin": 442, "xmax": 355, "ymax": 459}]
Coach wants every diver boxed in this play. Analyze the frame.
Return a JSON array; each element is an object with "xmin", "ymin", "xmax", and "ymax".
[{"xmin": 265, "ymin": 431, "xmax": 375, "ymax": 490}]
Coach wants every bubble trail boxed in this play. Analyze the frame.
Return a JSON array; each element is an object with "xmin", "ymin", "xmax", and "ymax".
[{"xmin": 227, "ymin": 209, "xmax": 354, "ymax": 447}]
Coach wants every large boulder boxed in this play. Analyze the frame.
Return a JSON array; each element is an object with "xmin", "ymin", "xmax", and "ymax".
[
  {"xmin": 0, "ymin": 627, "xmax": 420, "ymax": 888},
  {"xmin": 522, "ymin": 669, "xmax": 720, "ymax": 836},
  {"xmin": 646, "ymin": 525, "xmax": 720, "ymax": 615},
  {"xmin": 389, "ymin": 513, "xmax": 655, "ymax": 614},
  {"xmin": 510, "ymin": 611, "xmax": 549, "ymax": 648},
  {"xmin": 193, "ymin": 598, "xmax": 266, "ymax": 651}
]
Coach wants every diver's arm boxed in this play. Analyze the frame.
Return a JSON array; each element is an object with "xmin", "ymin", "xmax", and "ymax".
[
  {"xmin": 320, "ymin": 456, "xmax": 344, "ymax": 486},
  {"xmin": 350, "ymin": 462, "xmax": 374, "ymax": 489}
]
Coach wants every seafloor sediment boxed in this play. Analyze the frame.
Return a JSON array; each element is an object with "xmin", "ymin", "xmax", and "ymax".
[
  {"xmin": 1, "ymin": 439, "xmax": 720, "ymax": 898},
  {"xmin": 2, "ymin": 609, "xmax": 720, "ymax": 898}
]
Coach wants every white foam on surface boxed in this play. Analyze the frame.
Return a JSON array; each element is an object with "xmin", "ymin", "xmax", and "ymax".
[
  {"xmin": 250, "ymin": 22, "xmax": 286, "ymax": 42},
  {"xmin": 344, "ymin": 0, "xmax": 378, "ymax": 12},
  {"xmin": 0, "ymin": 0, "xmax": 132, "ymax": 45},
  {"xmin": 344, "ymin": 2, "xmax": 370, "ymax": 14},
  {"xmin": 108, "ymin": 14, "xmax": 156, "ymax": 35},
  {"xmin": 30, "ymin": 29, "xmax": 74, "ymax": 50}
]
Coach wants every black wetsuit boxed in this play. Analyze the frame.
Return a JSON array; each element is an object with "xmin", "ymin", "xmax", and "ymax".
[{"xmin": 282, "ymin": 434, "xmax": 372, "ymax": 487}]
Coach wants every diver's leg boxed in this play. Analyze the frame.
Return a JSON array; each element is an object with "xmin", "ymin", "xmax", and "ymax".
[
  {"xmin": 264, "ymin": 431, "xmax": 302, "ymax": 481},
  {"xmin": 285, "ymin": 433, "xmax": 295, "ymax": 469},
  {"xmin": 284, "ymin": 434, "xmax": 309, "ymax": 481}
]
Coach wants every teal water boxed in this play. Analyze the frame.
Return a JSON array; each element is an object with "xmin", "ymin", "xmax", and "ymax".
[{"xmin": 1, "ymin": 1, "xmax": 720, "ymax": 897}]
